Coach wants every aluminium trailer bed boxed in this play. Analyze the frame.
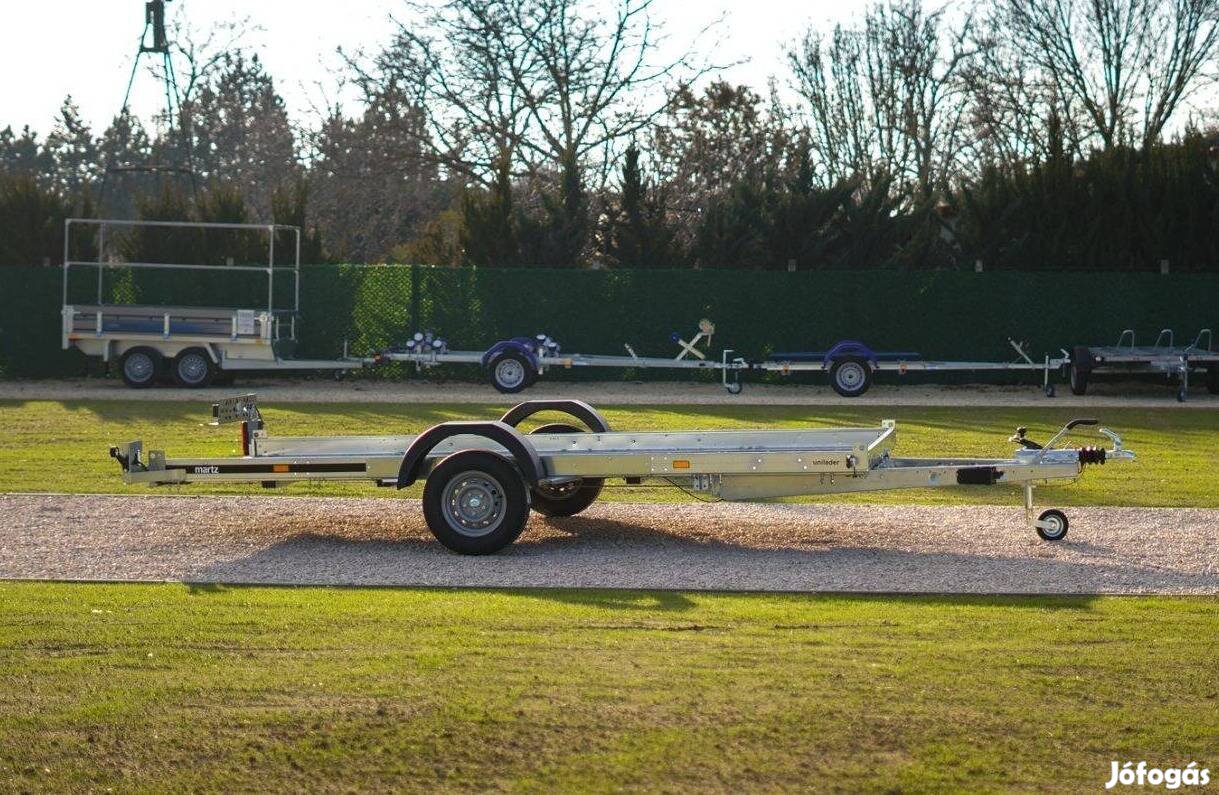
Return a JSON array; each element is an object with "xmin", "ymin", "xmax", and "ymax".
[{"xmin": 111, "ymin": 396, "xmax": 1133, "ymax": 554}]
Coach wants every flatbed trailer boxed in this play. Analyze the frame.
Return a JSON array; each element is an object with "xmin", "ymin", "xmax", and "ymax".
[
  {"xmin": 62, "ymin": 218, "xmax": 362, "ymax": 387},
  {"xmin": 111, "ymin": 395, "xmax": 1133, "ymax": 554},
  {"xmin": 758, "ymin": 338, "xmax": 1067, "ymax": 398},
  {"xmin": 1068, "ymin": 329, "xmax": 1218, "ymax": 401}
]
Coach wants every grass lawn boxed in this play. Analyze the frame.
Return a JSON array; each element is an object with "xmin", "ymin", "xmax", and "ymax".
[
  {"xmin": 0, "ymin": 583, "xmax": 1214, "ymax": 792},
  {"xmin": 0, "ymin": 398, "xmax": 1216, "ymax": 506}
]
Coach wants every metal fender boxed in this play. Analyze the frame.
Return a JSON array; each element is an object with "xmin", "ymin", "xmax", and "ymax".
[
  {"xmin": 396, "ymin": 420, "xmax": 544, "ymax": 488},
  {"xmin": 480, "ymin": 338, "xmax": 540, "ymax": 369},
  {"xmin": 823, "ymin": 339, "xmax": 878, "ymax": 369}
]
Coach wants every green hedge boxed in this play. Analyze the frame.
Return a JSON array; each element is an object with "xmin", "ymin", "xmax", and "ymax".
[{"xmin": 2, "ymin": 264, "xmax": 1216, "ymax": 380}]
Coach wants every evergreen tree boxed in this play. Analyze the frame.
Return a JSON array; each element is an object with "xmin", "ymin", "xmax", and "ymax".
[{"xmin": 602, "ymin": 143, "xmax": 681, "ymax": 268}]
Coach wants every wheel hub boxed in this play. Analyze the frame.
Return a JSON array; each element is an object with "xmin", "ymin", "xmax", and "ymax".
[
  {"xmin": 496, "ymin": 359, "xmax": 525, "ymax": 388},
  {"xmin": 124, "ymin": 354, "xmax": 153, "ymax": 381},
  {"xmin": 443, "ymin": 473, "xmax": 506, "ymax": 537},
  {"xmin": 179, "ymin": 354, "xmax": 208, "ymax": 382},
  {"xmin": 837, "ymin": 363, "xmax": 865, "ymax": 388}
]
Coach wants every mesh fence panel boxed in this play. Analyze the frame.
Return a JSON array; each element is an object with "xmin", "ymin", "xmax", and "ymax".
[{"xmin": 2, "ymin": 263, "xmax": 1216, "ymax": 381}]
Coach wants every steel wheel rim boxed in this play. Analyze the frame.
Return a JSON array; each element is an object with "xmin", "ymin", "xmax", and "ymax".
[
  {"xmin": 178, "ymin": 353, "xmax": 208, "ymax": 384},
  {"xmin": 836, "ymin": 362, "xmax": 865, "ymax": 390},
  {"xmin": 495, "ymin": 358, "xmax": 525, "ymax": 389},
  {"xmin": 442, "ymin": 471, "xmax": 506, "ymax": 537},
  {"xmin": 124, "ymin": 352, "xmax": 154, "ymax": 382},
  {"xmin": 1041, "ymin": 515, "xmax": 1064, "ymax": 538}
]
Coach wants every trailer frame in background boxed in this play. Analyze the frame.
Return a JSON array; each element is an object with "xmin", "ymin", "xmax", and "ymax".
[
  {"xmin": 1067, "ymin": 328, "xmax": 1219, "ymax": 402},
  {"xmin": 111, "ymin": 396, "xmax": 1133, "ymax": 554},
  {"xmin": 753, "ymin": 338, "xmax": 1065, "ymax": 398},
  {"xmin": 373, "ymin": 320, "xmax": 750, "ymax": 394},
  {"xmin": 61, "ymin": 218, "xmax": 361, "ymax": 388}
]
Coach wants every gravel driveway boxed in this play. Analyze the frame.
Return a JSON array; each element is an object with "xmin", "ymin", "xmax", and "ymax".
[
  {"xmin": 3, "ymin": 377, "xmax": 1214, "ymax": 408},
  {"xmin": 3, "ymin": 494, "xmax": 1216, "ymax": 593}
]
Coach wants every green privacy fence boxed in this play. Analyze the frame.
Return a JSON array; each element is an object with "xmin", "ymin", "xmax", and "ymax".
[{"xmin": 2, "ymin": 264, "xmax": 1217, "ymax": 381}]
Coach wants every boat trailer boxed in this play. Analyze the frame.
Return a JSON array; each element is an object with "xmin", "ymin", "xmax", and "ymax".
[
  {"xmin": 111, "ymin": 395, "xmax": 1134, "ymax": 554},
  {"xmin": 371, "ymin": 320, "xmax": 1066, "ymax": 398}
]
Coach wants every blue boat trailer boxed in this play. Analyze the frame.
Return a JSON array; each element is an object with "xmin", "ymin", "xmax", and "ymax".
[
  {"xmin": 371, "ymin": 320, "xmax": 750, "ymax": 394},
  {"xmin": 754, "ymin": 338, "xmax": 1066, "ymax": 397}
]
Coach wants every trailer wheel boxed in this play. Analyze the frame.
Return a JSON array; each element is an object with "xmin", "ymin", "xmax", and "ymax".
[
  {"xmin": 1036, "ymin": 508, "xmax": 1069, "ymax": 541},
  {"xmin": 725, "ymin": 382, "xmax": 743, "ymax": 395},
  {"xmin": 172, "ymin": 348, "xmax": 216, "ymax": 388},
  {"xmin": 1044, "ymin": 384, "xmax": 1056, "ymax": 398},
  {"xmin": 422, "ymin": 450, "xmax": 530, "ymax": 554},
  {"xmin": 489, "ymin": 352, "xmax": 536, "ymax": 394},
  {"xmin": 1068, "ymin": 363, "xmax": 1089, "ymax": 395},
  {"xmin": 828, "ymin": 357, "xmax": 872, "ymax": 398},
  {"xmin": 528, "ymin": 423, "xmax": 602, "ymax": 517},
  {"xmin": 119, "ymin": 347, "xmax": 161, "ymax": 388}
]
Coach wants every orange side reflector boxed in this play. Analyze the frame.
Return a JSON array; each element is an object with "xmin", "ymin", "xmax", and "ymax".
[
  {"xmin": 672, "ymin": 460, "xmax": 691, "ymax": 469},
  {"xmin": 272, "ymin": 464, "xmax": 290, "ymax": 473}
]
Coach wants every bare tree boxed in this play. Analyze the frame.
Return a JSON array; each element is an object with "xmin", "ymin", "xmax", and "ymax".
[
  {"xmin": 992, "ymin": 0, "xmax": 1219, "ymax": 153},
  {"xmin": 346, "ymin": 0, "xmax": 715, "ymax": 187},
  {"xmin": 787, "ymin": 0, "xmax": 975, "ymax": 199}
]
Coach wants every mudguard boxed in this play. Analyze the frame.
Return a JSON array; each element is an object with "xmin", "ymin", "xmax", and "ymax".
[
  {"xmin": 396, "ymin": 420, "xmax": 544, "ymax": 488},
  {"xmin": 480, "ymin": 338, "xmax": 540, "ymax": 369},
  {"xmin": 499, "ymin": 399, "xmax": 612, "ymax": 433},
  {"xmin": 822, "ymin": 339, "xmax": 879, "ymax": 369}
]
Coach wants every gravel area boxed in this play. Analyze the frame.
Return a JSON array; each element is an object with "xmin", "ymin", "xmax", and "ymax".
[
  {"xmin": 3, "ymin": 494, "xmax": 1216, "ymax": 593},
  {"xmin": 2, "ymin": 377, "xmax": 1214, "ymax": 407}
]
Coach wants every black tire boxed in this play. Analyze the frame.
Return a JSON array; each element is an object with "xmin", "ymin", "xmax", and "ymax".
[
  {"xmin": 422, "ymin": 450, "xmax": 531, "ymax": 554},
  {"xmin": 1036, "ymin": 508, "xmax": 1069, "ymax": 541},
  {"xmin": 171, "ymin": 348, "xmax": 216, "ymax": 388},
  {"xmin": 1069, "ymin": 363, "xmax": 1089, "ymax": 395},
  {"xmin": 828, "ymin": 357, "xmax": 873, "ymax": 398},
  {"xmin": 119, "ymin": 347, "xmax": 161, "ymax": 388},
  {"xmin": 528, "ymin": 423, "xmax": 603, "ymax": 517},
  {"xmin": 1044, "ymin": 383, "xmax": 1056, "ymax": 398},
  {"xmin": 1208, "ymin": 367, "xmax": 1219, "ymax": 395},
  {"xmin": 1069, "ymin": 346, "xmax": 1091, "ymax": 395},
  {"xmin": 726, "ymin": 382, "xmax": 743, "ymax": 395},
  {"xmin": 488, "ymin": 351, "xmax": 537, "ymax": 394}
]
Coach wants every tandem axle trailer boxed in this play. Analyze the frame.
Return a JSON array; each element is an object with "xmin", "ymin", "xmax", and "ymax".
[
  {"xmin": 111, "ymin": 395, "xmax": 1133, "ymax": 554},
  {"xmin": 62, "ymin": 219, "xmax": 362, "ymax": 388}
]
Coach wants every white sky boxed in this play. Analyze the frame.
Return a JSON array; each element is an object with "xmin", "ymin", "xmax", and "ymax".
[{"xmin": 1, "ymin": 0, "xmax": 870, "ymax": 136}]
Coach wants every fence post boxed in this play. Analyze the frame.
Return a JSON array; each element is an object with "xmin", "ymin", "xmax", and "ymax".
[{"xmin": 410, "ymin": 264, "xmax": 421, "ymax": 332}]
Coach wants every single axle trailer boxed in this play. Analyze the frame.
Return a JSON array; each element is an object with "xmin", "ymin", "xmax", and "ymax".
[
  {"xmin": 62, "ymin": 218, "xmax": 363, "ymax": 388},
  {"xmin": 111, "ymin": 395, "xmax": 1133, "ymax": 554},
  {"xmin": 372, "ymin": 320, "xmax": 748, "ymax": 394},
  {"xmin": 757, "ymin": 339, "xmax": 1067, "ymax": 398},
  {"xmin": 1068, "ymin": 329, "xmax": 1218, "ymax": 402}
]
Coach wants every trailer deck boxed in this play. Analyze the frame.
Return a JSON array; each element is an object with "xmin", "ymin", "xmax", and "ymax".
[
  {"xmin": 111, "ymin": 396, "xmax": 1133, "ymax": 554},
  {"xmin": 1069, "ymin": 329, "xmax": 1218, "ymax": 401}
]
